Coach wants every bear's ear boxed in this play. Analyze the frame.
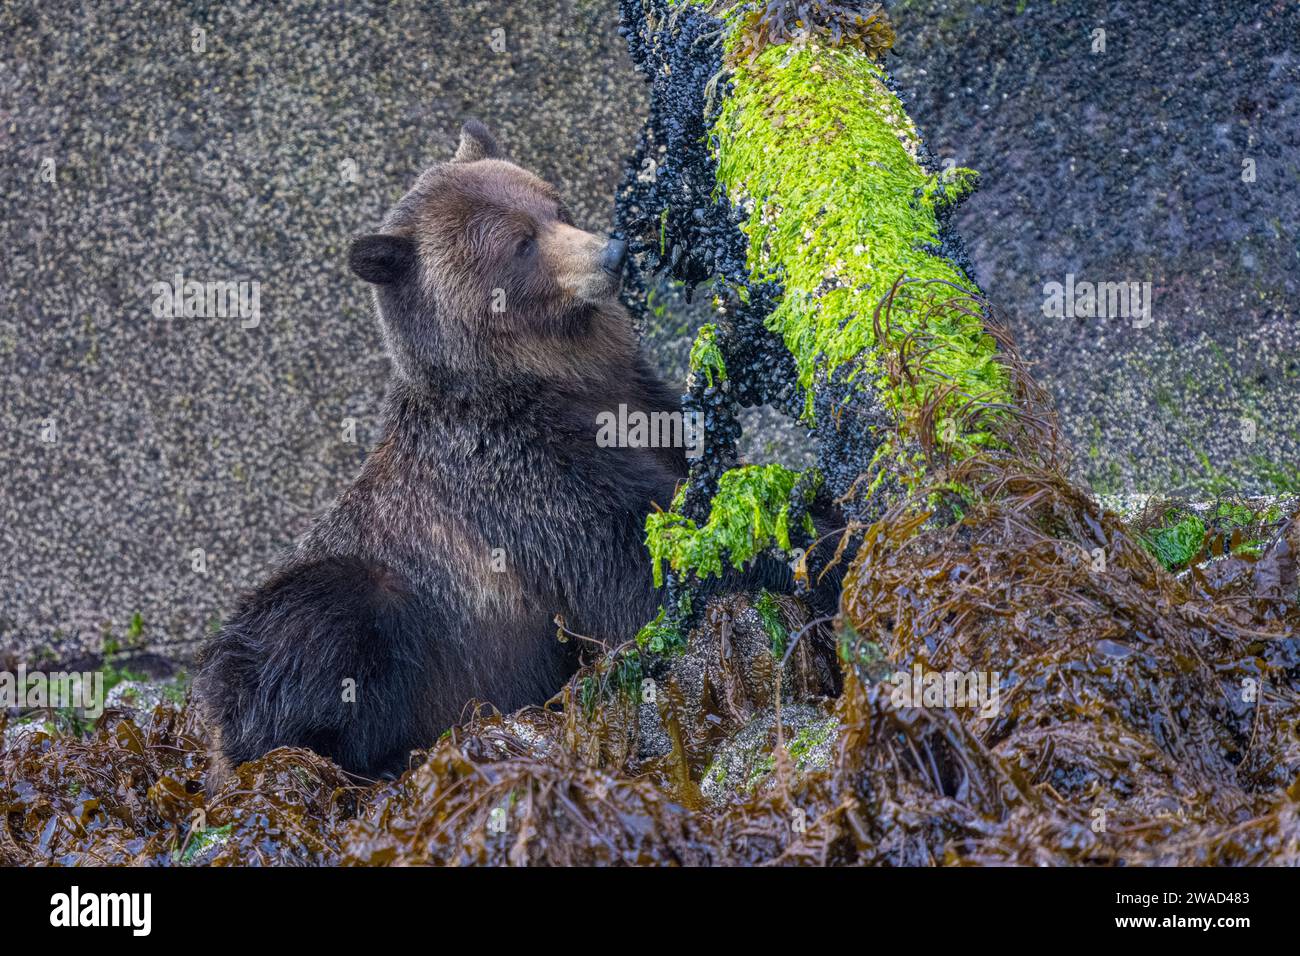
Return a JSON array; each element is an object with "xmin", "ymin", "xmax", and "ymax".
[
  {"xmin": 348, "ymin": 234, "xmax": 415, "ymax": 285},
  {"xmin": 453, "ymin": 119, "xmax": 500, "ymax": 163}
]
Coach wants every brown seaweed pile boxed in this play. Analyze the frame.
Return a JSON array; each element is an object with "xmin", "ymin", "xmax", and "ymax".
[
  {"xmin": 3, "ymin": 295, "xmax": 1298, "ymax": 866},
  {"xmin": 729, "ymin": 0, "xmax": 896, "ymax": 65}
]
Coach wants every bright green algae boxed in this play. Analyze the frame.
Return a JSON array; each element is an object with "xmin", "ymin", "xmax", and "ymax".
[
  {"xmin": 647, "ymin": 14, "xmax": 1011, "ymax": 587},
  {"xmin": 647, "ymin": 464, "xmax": 816, "ymax": 587},
  {"xmin": 713, "ymin": 41, "xmax": 1003, "ymax": 432},
  {"xmin": 688, "ymin": 322, "xmax": 726, "ymax": 387}
]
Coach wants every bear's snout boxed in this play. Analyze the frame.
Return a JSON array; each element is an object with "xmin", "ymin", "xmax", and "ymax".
[
  {"xmin": 546, "ymin": 223, "xmax": 623, "ymax": 304},
  {"xmin": 599, "ymin": 239, "xmax": 628, "ymax": 277}
]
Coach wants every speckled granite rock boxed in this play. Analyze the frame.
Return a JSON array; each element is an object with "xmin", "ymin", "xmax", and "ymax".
[{"xmin": 889, "ymin": 0, "xmax": 1300, "ymax": 496}]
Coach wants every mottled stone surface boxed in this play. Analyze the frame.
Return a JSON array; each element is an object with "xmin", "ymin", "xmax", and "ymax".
[{"xmin": 889, "ymin": 0, "xmax": 1300, "ymax": 496}]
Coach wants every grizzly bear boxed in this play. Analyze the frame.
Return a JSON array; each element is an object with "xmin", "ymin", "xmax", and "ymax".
[{"xmin": 194, "ymin": 122, "xmax": 691, "ymax": 779}]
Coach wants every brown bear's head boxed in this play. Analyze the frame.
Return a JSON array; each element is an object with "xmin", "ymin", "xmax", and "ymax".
[{"xmin": 349, "ymin": 121, "xmax": 634, "ymax": 394}]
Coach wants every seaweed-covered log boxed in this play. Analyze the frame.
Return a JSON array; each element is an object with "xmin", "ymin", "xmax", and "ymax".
[{"xmin": 616, "ymin": 0, "xmax": 1020, "ymax": 623}]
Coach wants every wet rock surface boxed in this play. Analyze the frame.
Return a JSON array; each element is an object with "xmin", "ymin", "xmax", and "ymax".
[{"xmin": 888, "ymin": 0, "xmax": 1300, "ymax": 496}]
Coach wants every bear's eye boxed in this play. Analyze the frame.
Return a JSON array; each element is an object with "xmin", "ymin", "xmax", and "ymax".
[{"xmin": 515, "ymin": 236, "xmax": 535, "ymax": 258}]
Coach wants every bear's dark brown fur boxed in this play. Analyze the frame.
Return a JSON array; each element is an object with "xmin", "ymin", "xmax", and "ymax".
[{"xmin": 194, "ymin": 122, "xmax": 689, "ymax": 778}]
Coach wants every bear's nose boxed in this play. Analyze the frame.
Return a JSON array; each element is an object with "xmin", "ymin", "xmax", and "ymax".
[{"xmin": 599, "ymin": 238, "xmax": 628, "ymax": 276}]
